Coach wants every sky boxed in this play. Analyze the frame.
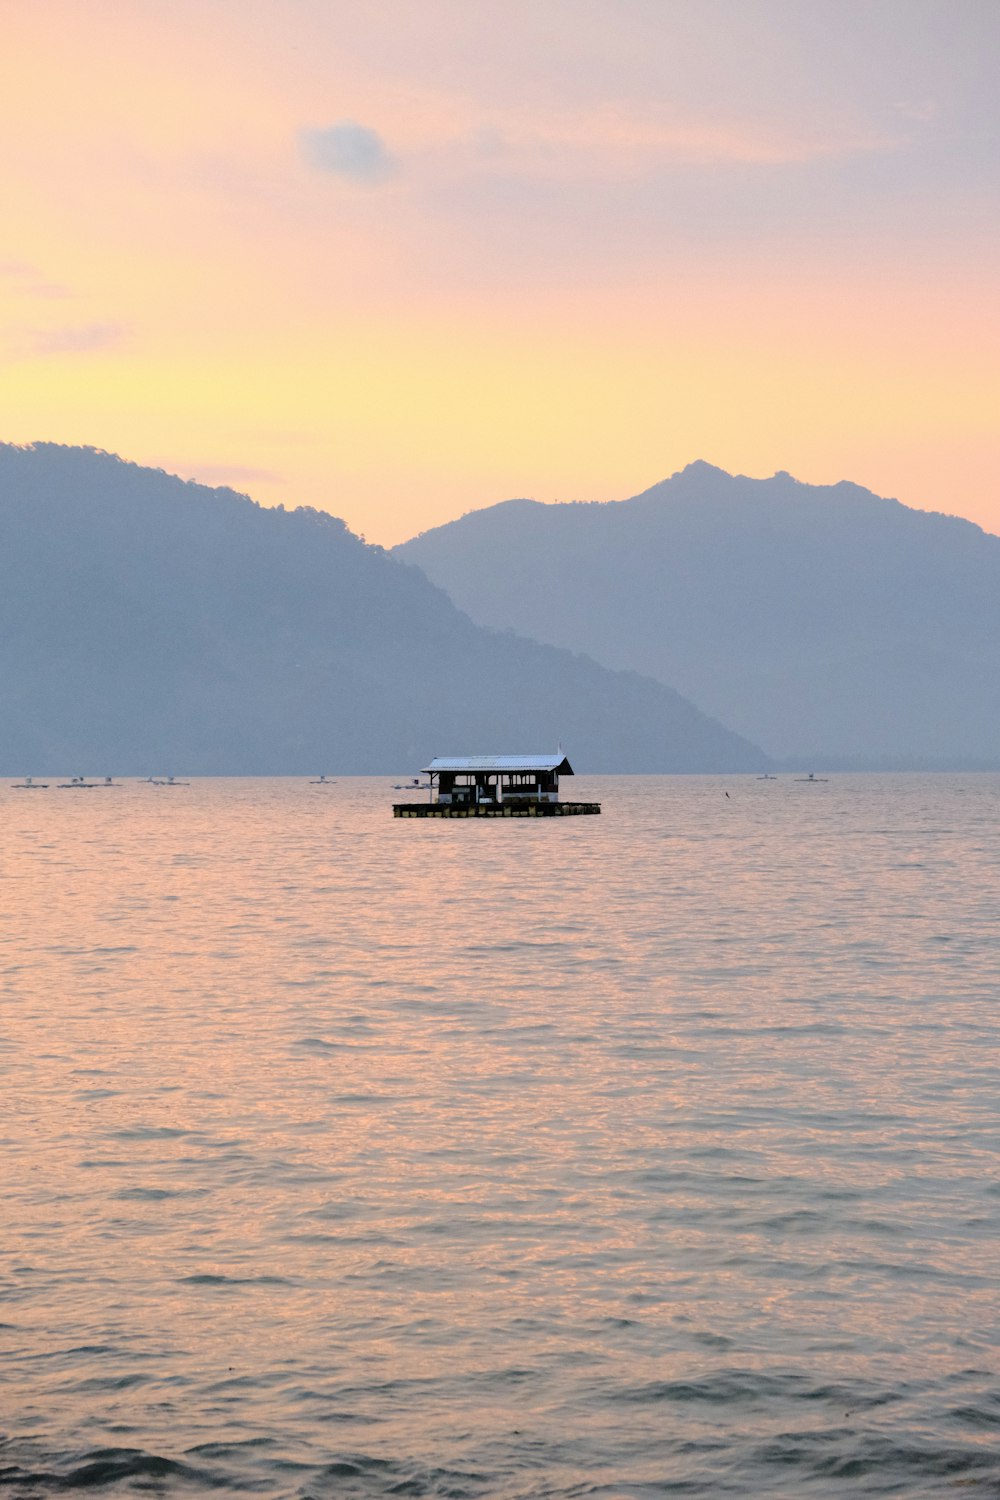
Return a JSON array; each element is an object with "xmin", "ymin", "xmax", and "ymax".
[{"xmin": 1, "ymin": 0, "xmax": 997, "ymax": 545}]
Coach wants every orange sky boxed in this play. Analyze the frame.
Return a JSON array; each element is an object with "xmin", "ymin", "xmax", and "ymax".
[{"xmin": 1, "ymin": 0, "xmax": 997, "ymax": 545}]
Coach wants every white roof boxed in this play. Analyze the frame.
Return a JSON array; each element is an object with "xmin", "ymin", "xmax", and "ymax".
[{"xmin": 422, "ymin": 753, "xmax": 574, "ymax": 775}]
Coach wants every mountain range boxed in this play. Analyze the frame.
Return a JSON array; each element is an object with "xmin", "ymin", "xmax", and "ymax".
[
  {"xmin": 0, "ymin": 444, "xmax": 765, "ymax": 775},
  {"xmin": 395, "ymin": 463, "xmax": 1000, "ymax": 765}
]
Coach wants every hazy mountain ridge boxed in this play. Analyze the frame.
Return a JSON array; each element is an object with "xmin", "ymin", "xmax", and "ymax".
[
  {"xmin": 0, "ymin": 444, "xmax": 767, "ymax": 774},
  {"xmin": 395, "ymin": 463, "xmax": 1000, "ymax": 765}
]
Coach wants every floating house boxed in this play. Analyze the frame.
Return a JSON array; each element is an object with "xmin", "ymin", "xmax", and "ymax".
[{"xmin": 393, "ymin": 752, "xmax": 600, "ymax": 817}]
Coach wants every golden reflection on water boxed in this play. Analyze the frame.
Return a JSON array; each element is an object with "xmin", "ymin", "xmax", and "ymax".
[{"xmin": 2, "ymin": 774, "xmax": 1000, "ymax": 1495}]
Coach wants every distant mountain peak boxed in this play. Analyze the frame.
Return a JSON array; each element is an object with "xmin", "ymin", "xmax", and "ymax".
[
  {"xmin": 394, "ymin": 464, "xmax": 1000, "ymax": 767},
  {"xmin": 0, "ymin": 442, "xmax": 767, "ymax": 774},
  {"xmin": 671, "ymin": 462, "xmax": 805, "ymax": 490},
  {"xmin": 675, "ymin": 460, "xmax": 732, "ymax": 479}
]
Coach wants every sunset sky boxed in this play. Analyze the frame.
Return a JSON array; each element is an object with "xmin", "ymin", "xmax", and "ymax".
[{"xmin": 2, "ymin": 0, "xmax": 996, "ymax": 545}]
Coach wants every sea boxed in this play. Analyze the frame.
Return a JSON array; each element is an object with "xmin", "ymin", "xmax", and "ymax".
[{"xmin": 1, "ymin": 773, "xmax": 999, "ymax": 1498}]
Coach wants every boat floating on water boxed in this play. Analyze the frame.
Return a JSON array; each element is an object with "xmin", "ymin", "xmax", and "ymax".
[
  {"xmin": 394, "ymin": 751, "xmax": 600, "ymax": 818},
  {"xmin": 11, "ymin": 776, "xmax": 48, "ymax": 789}
]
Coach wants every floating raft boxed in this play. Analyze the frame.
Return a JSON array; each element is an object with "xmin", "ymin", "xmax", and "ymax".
[{"xmin": 394, "ymin": 801, "xmax": 600, "ymax": 818}]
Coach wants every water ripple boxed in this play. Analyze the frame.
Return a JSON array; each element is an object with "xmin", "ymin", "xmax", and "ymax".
[{"xmin": 1, "ymin": 774, "xmax": 999, "ymax": 1497}]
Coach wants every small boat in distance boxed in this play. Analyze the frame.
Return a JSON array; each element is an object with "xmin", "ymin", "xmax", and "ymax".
[
  {"xmin": 757, "ymin": 774, "xmax": 778, "ymax": 780},
  {"xmin": 11, "ymin": 776, "xmax": 48, "ymax": 789},
  {"xmin": 794, "ymin": 773, "xmax": 828, "ymax": 782},
  {"xmin": 309, "ymin": 775, "xmax": 335, "ymax": 784},
  {"xmin": 152, "ymin": 775, "xmax": 189, "ymax": 785},
  {"xmin": 57, "ymin": 777, "xmax": 95, "ymax": 789}
]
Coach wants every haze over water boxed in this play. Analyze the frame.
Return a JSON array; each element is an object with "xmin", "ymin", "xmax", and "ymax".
[{"xmin": 2, "ymin": 774, "xmax": 999, "ymax": 1497}]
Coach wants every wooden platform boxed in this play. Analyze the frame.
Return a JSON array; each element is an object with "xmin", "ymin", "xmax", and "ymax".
[{"xmin": 393, "ymin": 801, "xmax": 601, "ymax": 818}]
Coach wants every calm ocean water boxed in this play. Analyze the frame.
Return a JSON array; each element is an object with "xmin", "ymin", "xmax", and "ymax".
[{"xmin": 2, "ymin": 773, "xmax": 999, "ymax": 1498}]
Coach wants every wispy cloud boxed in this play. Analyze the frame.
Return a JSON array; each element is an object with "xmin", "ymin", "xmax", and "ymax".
[
  {"xmin": 177, "ymin": 463, "xmax": 282, "ymax": 488},
  {"xmin": 29, "ymin": 322, "xmax": 128, "ymax": 356},
  {"xmin": 443, "ymin": 104, "xmax": 903, "ymax": 181},
  {"xmin": 0, "ymin": 260, "xmax": 73, "ymax": 299},
  {"xmin": 299, "ymin": 120, "xmax": 396, "ymax": 183},
  {"xmin": 293, "ymin": 101, "xmax": 901, "ymax": 203}
]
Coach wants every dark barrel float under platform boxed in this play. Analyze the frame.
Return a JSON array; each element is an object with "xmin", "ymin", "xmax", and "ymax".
[{"xmin": 393, "ymin": 752, "xmax": 600, "ymax": 817}]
